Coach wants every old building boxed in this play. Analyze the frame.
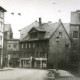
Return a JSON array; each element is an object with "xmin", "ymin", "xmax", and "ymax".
[
  {"xmin": 0, "ymin": 6, "xmax": 6, "ymax": 68},
  {"xmin": 2, "ymin": 24, "xmax": 20, "ymax": 67},
  {"xmin": 6, "ymin": 39, "xmax": 20, "ymax": 67},
  {"xmin": 70, "ymin": 10, "xmax": 80, "ymax": 72},
  {"xmin": 19, "ymin": 18, "xmax": 71, "ymax": 69}
]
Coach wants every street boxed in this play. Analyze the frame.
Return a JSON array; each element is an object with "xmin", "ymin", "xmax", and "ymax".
[
  {"xmin": 0, "ymin": 68, "xmax": 80, "ymax": 80},
  {"xmin": 0, "ymin": 68, "xmax": 47, "ymax": 80}
]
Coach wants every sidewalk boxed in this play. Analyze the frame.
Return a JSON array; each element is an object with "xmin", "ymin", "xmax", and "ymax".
[
  {"xmin": 0, "ymin": 67, "xmax": 14, "ymax": 71},
  {"xmin": 57, "ymin": 70, "xmax": 74, "ymax": 78}
]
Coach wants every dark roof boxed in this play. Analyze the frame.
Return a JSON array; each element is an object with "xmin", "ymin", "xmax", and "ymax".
[
  {"xmin": 19, "ymin": 21, "xmax": 39, "ymax": 40},
  {"xmin": 34, "ymin": 27, "xmax": 45, "ymax": 32},
  {"xmin": 28, "ymin": 27, "xmax": 46, "ymax": 33},
  {"xmin": 0, "ymin": 6, "xmax": 7, "ymax": 12},
  {"xmin": 7, "ymin": 39, "xmax": 20, "ymax": 41},
  {"xmin": 20, "ymin": 21, "xmax": 70, "ymax": 42}
]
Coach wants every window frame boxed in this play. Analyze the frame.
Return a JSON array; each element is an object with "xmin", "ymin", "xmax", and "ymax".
[{"xmin": 73, "ymin": 31, "xmax": 78, "ymax": 38}]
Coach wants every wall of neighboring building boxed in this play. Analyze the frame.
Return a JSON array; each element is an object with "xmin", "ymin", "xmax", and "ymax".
[
  {"xmin": 0, "ymin": 10, "xmax": 5, "ymax": 67},
  {"xmin": 70, "ymin": 10, "xmax": 80, "ymax": 72},
  {"xmin": 71, "ymin": 11, "xmax": 80, "ymax": 24},
  {"xmin": 3, "ymin": 24, "xmax": 13, "ymax": 67},
  {"xmin": 6, "ymin": 39, "xmax": 20, "ymax": 67},
  {"xmin": 48, "ymin": 23, "xmax": 71, "ymax": 69}
]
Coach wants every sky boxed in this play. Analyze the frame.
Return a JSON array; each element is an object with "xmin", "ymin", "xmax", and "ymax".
[{"xmin": 0, "ymin": 0, "xmax": 80, "ymax": 38}]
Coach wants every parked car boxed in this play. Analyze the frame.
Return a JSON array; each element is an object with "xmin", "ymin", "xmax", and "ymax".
[{"xmin": 44, "ymin": 69, "xmax": 58, "ymax": 80}]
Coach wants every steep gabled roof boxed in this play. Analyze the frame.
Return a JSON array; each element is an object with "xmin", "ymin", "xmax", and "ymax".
[
  {"xmin": 49, "ymin": 21, "xmax": 71, "ymax": 41},
  {"xmin": 0, "ymin": 6, "xmax": 7, "ymax": 12},
  {"xmin": 19, "ymin": 21, "xmax": 39, "ymax": 40},
  {"xmin": 20, "ymin": 20, "xmax": 70, "ymax": 42}
]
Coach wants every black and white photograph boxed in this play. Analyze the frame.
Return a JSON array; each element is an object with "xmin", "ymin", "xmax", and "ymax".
[{"xmin": 0, "ymin": 0, "xmax": 80, "ymax": 80}]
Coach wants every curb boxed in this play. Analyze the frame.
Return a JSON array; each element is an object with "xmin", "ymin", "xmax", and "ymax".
[{"xmin": 0, "ymin": 68, "xmax": 14, "ymax": 71}]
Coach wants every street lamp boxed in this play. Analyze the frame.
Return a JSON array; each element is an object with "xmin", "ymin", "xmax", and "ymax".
[
  {"xmin": 55, "ymin": 36, "xmax": 59, "ymax": 71},
  {"xmin": 65, "ymin": 42, "xmax": 69, "ymax": 68}
]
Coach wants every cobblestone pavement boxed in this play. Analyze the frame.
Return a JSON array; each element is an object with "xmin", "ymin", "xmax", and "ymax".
[{"xmin": 0, "ymin": 68, "xmax": 79, "ymax": 80}]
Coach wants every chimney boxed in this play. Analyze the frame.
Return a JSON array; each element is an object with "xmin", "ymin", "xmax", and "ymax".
[
  {"xmin": 48, "ymin": 21, "xmax": 52, "ymax": 24},
  {"xmin": 59, "ymin": 19, "xmax": 61, "ymax": 22},
  {"xmin": 39, "ymin": 17, "xmax": 42, "ymax": 26}
]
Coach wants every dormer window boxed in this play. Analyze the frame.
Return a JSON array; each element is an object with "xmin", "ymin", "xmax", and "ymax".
[
  {"xmin": 29, "ymin": 27, "xmax": 45, "ymax": 39},
  {"xmin": 30, "ymin": 33, "xmax": 37, "ymax": 38}
]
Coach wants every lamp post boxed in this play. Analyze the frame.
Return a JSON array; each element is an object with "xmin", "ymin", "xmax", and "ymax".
[
  {"xmin": 65, "ymin": 42, "xmax": 69, "ymax": 69},
  {"xmin": 55, "ymin": 36, "xmax": 59, "ymax": 71},
  {"xmin": 8, "ymin": 55, "xmax": 10, "ymax": 68}
]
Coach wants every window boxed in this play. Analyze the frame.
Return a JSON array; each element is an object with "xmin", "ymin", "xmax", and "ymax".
[
  {"xmin": 22, "ymin": 44, "xmax": 24, "ymax": 48},
  {"xmin": 36, "ymin": 52, "xmax": 39, "ymax": 57},
  {"xmin": 0, "ymin": 22, "xmax": 2, "ymax": 31},
  {"xmin": 29, "ymin": 43, "xmax": 31, "ymax": 48},
  {"xmin": 36, "ymin": 42, "xmax": 39, "ymax": 48},
  {"xmin": 45, "ymin": 53, "xmax": 47, "ymax": 57},
  {"xmin": 25, "ymin": 43, "xmax": 27, "ymax": 48},
  {"xmin": 59, "ymin": 32, "xmax": 62, "ymax": 37},
  {"xmin": 33, "ymin": 43, "xmax": 35, "ymax": 48},
  {"xmin": 0, "ymin": 36, "xmax": 2, "ymax": 40},
  {"xmin": 73, "ymin": 31, "xmax": 78, "ymax": 38},
  {"xmin": 30, "ymin": 33, "xmax": 37, "ymax": 38},
  {"xmin": 73, "ymin": 42, "xmax": 77, "ymax": 50}
]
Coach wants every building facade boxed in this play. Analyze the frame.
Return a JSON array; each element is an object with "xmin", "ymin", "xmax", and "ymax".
[
  {"xmin": 70, "ymin": 10, "xmax": 80, "ymax": 72},
  {"xmin": 19, "ymin": 18, "xmax": 71, "ymax": 69},
  {"xmin": 6, "ymin": 39, "xmax": 20, "ymax": 67},
  {"xmin": 0, "ymin": 6, "xmax": 6, "ymax": 68},
  {"xmin": 2, "ymin": 24, "xmax": 20, "ymax": 67}
]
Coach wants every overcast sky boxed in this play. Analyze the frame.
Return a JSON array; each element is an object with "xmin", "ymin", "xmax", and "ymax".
[{"xmin": 0, "ymin": 0, "xmax": 80, "ymax": 38}]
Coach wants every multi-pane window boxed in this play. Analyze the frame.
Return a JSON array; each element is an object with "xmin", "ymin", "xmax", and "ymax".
[
  {"xmin": 36, "ymin": 43, "xmax": 39, "ymax": 48},
  {"xmin": 59, "ymin": 32, "xmax": 62, "ymax": 37},
  {"xmin": 30, "ymin": 33, "xmax": 37, "ymax": 38},
  {"xmin": 73, "ymin": 42, "xmax": 77, "ymax": 50},
  {"xmin": 29, "ymin": 43, "xmax": 31, "ymax": 48},
  {"xmin": 22, "ymin": 44, "xmax": 24, "ymax": 48},
  {"xmin": 33, "ymin": 43, "xmax": 35, "ymax": 48},
  {"xmin": 45, "ymin": 53, "xmax": 47, "ymax": 57},
  {"xmin": 36, "ymin": 52, "xmax": 40, "ymax": 57},
  {"xmin": 25, "ymin": 43, "xmax": 27, "ymax": 48},
  {"xmin": 0, "ymin": 22, "xmax": 2, "ymax": 32},
  {"xmin": 73, "ymin": 31, "xmax": 78, "ymax": 38}
]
